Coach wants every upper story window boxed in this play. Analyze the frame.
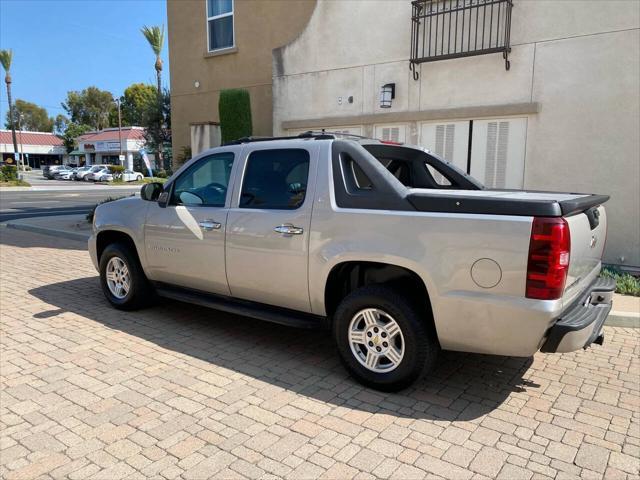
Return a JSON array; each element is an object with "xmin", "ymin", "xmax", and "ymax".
[{"xmin": 207, "ymin": 0, "xmax": 234, "ymax": 52}]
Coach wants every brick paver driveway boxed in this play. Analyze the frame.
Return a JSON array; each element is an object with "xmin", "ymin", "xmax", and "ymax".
[{"xmin": 1, "ymin": 228, "xmax": 639, "ymax": 480}]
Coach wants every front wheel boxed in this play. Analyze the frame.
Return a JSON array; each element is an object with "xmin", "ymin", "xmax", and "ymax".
[
  {"xmin": 99, "ymin": 242, "xmax": 154, "ymax": 310},
  {"xmin": 333, "ymin": 285, "xmax": 438, "ymax": 391}
]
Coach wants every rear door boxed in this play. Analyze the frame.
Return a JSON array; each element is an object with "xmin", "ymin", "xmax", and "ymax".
[{"xmin": 225, "ymin": 144, "xmax": 318, "ymax": 312}]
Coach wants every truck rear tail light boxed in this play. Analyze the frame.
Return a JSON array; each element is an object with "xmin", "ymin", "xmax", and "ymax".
[{"xmin": 526, "ymin": 217, "xmax": 570, "ymax": 300}]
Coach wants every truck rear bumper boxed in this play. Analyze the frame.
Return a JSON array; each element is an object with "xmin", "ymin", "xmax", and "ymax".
[{"xmin": 540, "ymin": 277, "xmax": 616, "ymax": 353}]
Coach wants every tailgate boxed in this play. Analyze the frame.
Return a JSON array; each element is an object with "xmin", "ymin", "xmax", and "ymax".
[{"xmin": 563, "ymin": 205, "xmax": 607, "ymax": 306}]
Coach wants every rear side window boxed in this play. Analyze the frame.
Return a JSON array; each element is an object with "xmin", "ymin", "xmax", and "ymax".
[{"xmin": 240, "ymin": 149, "xmax": 310, "ymax": 210}]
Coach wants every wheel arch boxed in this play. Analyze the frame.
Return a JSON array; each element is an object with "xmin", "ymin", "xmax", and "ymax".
[
  {"xmin": 96, "ymin": 229, "xmax": 142, "ymax": 266},
  {"xmin": 324, "ymin": 261, "xmax": 437, "ymax": 336}
]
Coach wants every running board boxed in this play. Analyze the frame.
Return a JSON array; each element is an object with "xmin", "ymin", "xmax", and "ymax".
[{"xmin": 154, "ymin": 283, "xmax": 327, "ymax": 330}]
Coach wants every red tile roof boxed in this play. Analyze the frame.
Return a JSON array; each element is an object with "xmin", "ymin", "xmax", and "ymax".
[
  {"xmin": 79, "ymin": 127, "xmax": 146, "ymax": 142},
  {"xmin": 0, "ymin": 130, "xmax": 63, "ymax": 146}
]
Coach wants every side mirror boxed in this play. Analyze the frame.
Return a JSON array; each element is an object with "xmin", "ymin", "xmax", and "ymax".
[{"xmin": 140, "ymin": 182, "xmax": 163, "ymax": 202}]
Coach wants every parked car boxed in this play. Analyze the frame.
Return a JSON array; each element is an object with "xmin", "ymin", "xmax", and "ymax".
[
  {"xmin": 54, "ymin": 168, "xmax": 76, "ymax": 180},
  {"xmin": 89, "ymin": 133, "xmax": 613, "ymax": 391},
  {"xmin": 85, "ymin": 165, "xmax": 108, "ymax": 182},
  {"xmin": 52, "ymin": 167, "xmax": 74, "ymax": 180},
  {"xmin": 74, "ymin": 166, "xmax": 92, "ymax": 181},
  {"xmin": 97, "ymin": 168, "xmax": 145, "ymax": 183},
  {"xmin": 43, "ymin": 165, "xmax": 66, "ymax": 179}
]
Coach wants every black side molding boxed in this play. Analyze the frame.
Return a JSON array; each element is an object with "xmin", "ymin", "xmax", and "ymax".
[{"xmin": 154, "ymin": 283, "xmax": 328, "ymax": 330}]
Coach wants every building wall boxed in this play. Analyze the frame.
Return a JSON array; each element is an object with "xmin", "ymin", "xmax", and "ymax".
[
  {"xmin": 167, "ymin": 0, "xmax": 317, "ymax": 162},
  {"xmin": 273, "ymin": 0, "xmax": 640, "ymax": 267}
]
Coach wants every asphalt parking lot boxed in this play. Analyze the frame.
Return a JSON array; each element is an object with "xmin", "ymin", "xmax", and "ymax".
[{"xmin": 1, "ymin": 228, "xmax": 638, "ymax": 479}]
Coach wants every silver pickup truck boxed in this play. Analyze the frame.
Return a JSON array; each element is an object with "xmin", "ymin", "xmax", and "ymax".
[{"xmin": 89, "ymin": 132, "xmax": 614, "ymax": 391}]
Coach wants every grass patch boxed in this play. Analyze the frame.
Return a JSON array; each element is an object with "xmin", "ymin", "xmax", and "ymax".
[
  {"xmin": 601, "ymin": 267, "xmax": 640, "ymax": 297},
  {"xmin": 0, "ymin": 179, "xmax": 31, "ymax": 187}
]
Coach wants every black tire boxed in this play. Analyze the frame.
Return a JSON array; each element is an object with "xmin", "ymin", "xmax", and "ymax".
[
  {"xmin": 333, "ymin": 285, "xmax": 438, "ymax": 392},
  {"xmin": 99, "ymin": 242, "xmax": 154, "ymax": 310}
]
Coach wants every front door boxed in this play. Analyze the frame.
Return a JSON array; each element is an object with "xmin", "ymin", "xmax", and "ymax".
[
  {"xmin": 144, "ymin": 151, "xmax": 236, "ymax": 294},
  {"xmin": 225, "ymin": 145, "xmax": 317, "ymax": 312}
]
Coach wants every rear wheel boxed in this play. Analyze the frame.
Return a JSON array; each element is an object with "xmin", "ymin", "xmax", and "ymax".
[
  {"xmin": 136, "ymin": 175, "xmax": 143, "ymax": 182},
  {"xmin": 99, "ymin": 242, "xmax": 154, "ymax": 310},
  {"xmin": 333, "ymin": 285, "xmax": 438, "ymax": 391}
]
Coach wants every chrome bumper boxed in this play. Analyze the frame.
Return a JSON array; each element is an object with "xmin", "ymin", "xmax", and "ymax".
[{"xmin": 540, "ymin": 276, "xmax": 616, "ymax": 353}]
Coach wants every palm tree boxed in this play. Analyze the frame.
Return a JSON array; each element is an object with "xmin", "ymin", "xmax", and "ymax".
[
  {"xmin": 0, "ymin": 49, "xmax": 20, "ymax": 169},
  {"xmin": 141, "ymin": 25, "xmax": 165, "ymax": 95}
]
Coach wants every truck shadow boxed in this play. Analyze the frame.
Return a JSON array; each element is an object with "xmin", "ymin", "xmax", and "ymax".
[{"xmin": 29, "ymin": 276, "xmax": 538, "ymax": 421}]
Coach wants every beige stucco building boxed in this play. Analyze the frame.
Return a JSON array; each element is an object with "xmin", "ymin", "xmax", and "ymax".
[
  {"xmin": 167, "ymin": 0, "xmax": 316, "ymax": 157},
  {"xmin": 273, "ymin": 0, "xmax": 640, "ymax": 267}
]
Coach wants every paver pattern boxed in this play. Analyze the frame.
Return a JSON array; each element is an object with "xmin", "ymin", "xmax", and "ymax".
[{"xmin": 1, "ymin": 228, "xmax": 639, "ymax": 480}]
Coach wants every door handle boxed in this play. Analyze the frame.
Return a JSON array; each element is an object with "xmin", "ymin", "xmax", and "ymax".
[
  {"xmin": 274, "ymin": 224, "xmax": 304, "ymax": 235},
  {"xmin": 198, "ymin": 220, "xmax": 221, "ymax": 231}
]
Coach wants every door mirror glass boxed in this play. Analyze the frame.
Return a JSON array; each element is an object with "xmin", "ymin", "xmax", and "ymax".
[{"xmin": 140, "ymin": 182, "xmax": 163, "ymax": 201}]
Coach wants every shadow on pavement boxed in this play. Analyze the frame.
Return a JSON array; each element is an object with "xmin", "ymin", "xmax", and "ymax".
[
  {"xmin": 0, "ymin": 227, "xmax": 86, "ymax": 251},
  {"xmin": 29, "ymin": 276, "xmax": 538, "ymax": 421}
]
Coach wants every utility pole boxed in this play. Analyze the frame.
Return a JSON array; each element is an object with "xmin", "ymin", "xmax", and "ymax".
[
  {"xmin": 16, "ymin": 114, "xmax": 25, "ymax": 174},
  {"xmin": 114, "ymin": 96, "xmax": 123, "ymax": 167}
]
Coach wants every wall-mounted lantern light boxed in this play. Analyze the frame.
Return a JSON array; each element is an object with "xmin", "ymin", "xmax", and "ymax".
[{"xmin": 380, "ymin": 83, "xmax": 395, "ymax": 108}]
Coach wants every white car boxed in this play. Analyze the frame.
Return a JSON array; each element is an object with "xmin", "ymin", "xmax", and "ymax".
[
  {"xmin": 74, "ymin": 166, "xmax": 92, "ymax": 181},
  {"xmin": 98, "ymin": 168, "xmax": 145, "ymax": 182},
  {"xmin": 85, "ymin": 166, "xmax": 109, "ymax": 181}
]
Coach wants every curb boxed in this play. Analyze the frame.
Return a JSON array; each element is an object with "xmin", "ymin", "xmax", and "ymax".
[
  {"xmin": 606, "ymin": 314, "xmax": 640, "ymax": 328},
  {"xmin": 3, "ymin": 222, "xmax": 90, "ymax": 242}
]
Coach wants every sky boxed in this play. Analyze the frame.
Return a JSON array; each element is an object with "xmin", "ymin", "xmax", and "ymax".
[{"xmin": 0, "ymin": 0, "xmax": 170, "ymax": 124}]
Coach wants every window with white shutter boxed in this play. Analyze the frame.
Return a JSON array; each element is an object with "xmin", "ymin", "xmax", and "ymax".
[
  {"xmin": 374, "ymin": 124, "xmax": 407, "ymax": 143},
  {"xmin": 419, "ymin": 121, "xmax": 469, "ymax": 172},
  {"xmin": 470, "ymin": 118, "xmax": 527, "ymax": 189}
]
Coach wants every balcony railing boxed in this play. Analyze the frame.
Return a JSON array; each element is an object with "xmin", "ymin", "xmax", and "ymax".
[{"xmin": 410, "ymin": 0, "xmax": 513, "ymax": 79}]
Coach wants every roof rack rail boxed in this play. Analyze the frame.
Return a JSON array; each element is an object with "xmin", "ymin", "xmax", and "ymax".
[{"xmin": 222, "ymin": 130, "xmax": 379, "ymax": 146}]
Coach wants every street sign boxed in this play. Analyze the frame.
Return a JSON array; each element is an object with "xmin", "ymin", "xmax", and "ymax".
[{"xmin": 119, "ymin": 155, "xmax": 125, "ymax": 162}]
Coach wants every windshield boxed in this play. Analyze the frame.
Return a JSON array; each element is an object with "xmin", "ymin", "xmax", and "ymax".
[{"xmin": 90, "ymin": 166, "xmax": 103, "ymax": 172}]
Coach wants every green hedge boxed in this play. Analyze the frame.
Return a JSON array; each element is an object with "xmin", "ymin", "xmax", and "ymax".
[
  {"xmin": 1, "ymin": 165, "xmax": 18, "ymax": 181},
  {"xmin": 219, "ymin": 89, "xmax": 252, "ymax": 144}
]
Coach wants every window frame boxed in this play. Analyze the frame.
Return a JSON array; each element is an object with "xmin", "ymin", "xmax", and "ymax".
[
  {"xmin": 206, "ymin": 0, "xmax": 235, "ymax": 53},
  {"xmin": 168, "ymin": 152, "xmax": 236, "ymax": 208},
  {"xmin": 238, "ymin": 148, "xmax": 311, "ymax": 211}
]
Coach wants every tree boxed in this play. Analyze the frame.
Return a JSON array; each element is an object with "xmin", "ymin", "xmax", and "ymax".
[
  {"xmin": 219, "ymin": 89, "xmax": 253, "ymax": 144},
  {"xmin": 0, "ymin": 49, "xmax": 20, "ymax": 167},
  {"xmin": 53, "ymin": 114, "xmax": 69, "ymax": 135},
  {"xmin": 120, "ymin": 83, "xmax": 156, "ymax": 126},
  {"xmin": 141, "ymin": 25, "xmax": 165, "ymax": 95},
  {"xmin": 61, "ymin": 122, "xmax": 92, "ymax": 154},
  {"xmin": 5, "ymin": 99, "xmax": 54, "ymax": 132},
  {"xmin": 142, "ymin": 89, "xmax": 171, "ymax": 169},
  {"xmin": 61, "ymin": 86, "xmax": 115, "ymax": 130}
]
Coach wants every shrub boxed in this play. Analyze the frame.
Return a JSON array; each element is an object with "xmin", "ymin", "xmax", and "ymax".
[
  {"xmin": 86, "ymin": 196, "xmax": 130, "ymax": 223},
  {"xmin": 601, "ymin": 267, "xmax": 640, "ymax": 297},
  {"xmin": 1, "ymin": 165, "xmax": 18, "ymax": 181},
  {"xmin": 156, "ymin": 169, "xmax": 168, "ymax": 178},
  {"xmin": 109, "ymin": 165, "xmax": 125, "ymax": 181},
  {"xmin": 219, "ymin": 88, "xmax": 252, "ymax": 144}
]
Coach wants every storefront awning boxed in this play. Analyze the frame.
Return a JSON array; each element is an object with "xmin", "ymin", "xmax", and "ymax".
[{"xmin": 68, "ymin": 150, "xmax": 83, "ymax": 155}]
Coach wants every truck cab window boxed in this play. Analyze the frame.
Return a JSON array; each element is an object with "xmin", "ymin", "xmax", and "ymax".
[
  {"xmin": 240, "ymin": 149, "xmax": 310, "ymax": 209},
  {"xmin": 171, "ymin": 152, "xmax": 234, "ymax": 206}
]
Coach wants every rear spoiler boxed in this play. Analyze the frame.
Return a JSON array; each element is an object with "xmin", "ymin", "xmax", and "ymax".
[
  {"xmin": 406, "ymin": 192, "xmax": 609, "ymax": 217},
  {"xmin": 558, "ymin": 194, "xmax": 610, "ymax": 217}
]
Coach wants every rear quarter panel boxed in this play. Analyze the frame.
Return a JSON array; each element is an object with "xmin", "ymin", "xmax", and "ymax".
[{"xmin": 309, "ymin": 144, "xmax": 560, "ymax": 356}]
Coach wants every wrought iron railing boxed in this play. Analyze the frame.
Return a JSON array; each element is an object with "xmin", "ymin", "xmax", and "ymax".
[{"xmin": 410, "ymin": 0, "xmax": 513, "ymax": 79}]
